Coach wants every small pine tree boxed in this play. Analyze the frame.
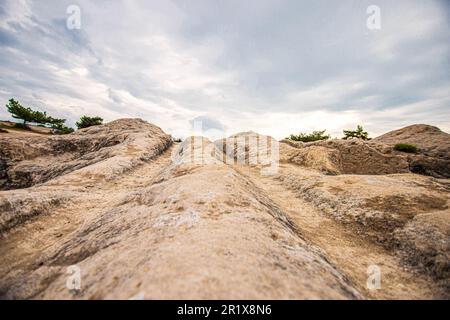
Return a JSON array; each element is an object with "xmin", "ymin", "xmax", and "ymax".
[
  {"xmin": 343, "ymin": 125, "xmax": 369, "ymax": 140},
  {"xmin": 56, "ymin": 126, "xmax": 75, "ymax": 134},
  {"xmin": 47, "ymin": 116, "xmax": 66, "ymax": 129},
  {"xmin": 33, "ymin": 110, "xmax": 50, "ymax": 125},
  {"xmin": 5, "ymin": 99, "xmax": 35, "ymax": 126},
  {"xmin": 76, "ymin": 116, "xmax": 103, "ymax": 129},
  {"xmin": 5, "ymin": 98, "xmax": 73, "ymax": 133},
  {"xmin": 46, "ymin": 117, "xmax": 73, "ymax": 134}
]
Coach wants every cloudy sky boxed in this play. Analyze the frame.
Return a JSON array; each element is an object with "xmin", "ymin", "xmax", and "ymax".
[{"xmin": 0, "ymin": 0, "xmax": 449, "ymax": 139}]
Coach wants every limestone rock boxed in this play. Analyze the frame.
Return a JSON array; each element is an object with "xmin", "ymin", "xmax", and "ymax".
[
  {"xmin": 276, "ymin": 168, "xmax": 449, "ymax": 284},
  {"xmin": 373, "ymin": 124, "xmax": 450, "ymax": 178},
  {"xmin": 280, "ymin": 139, "xmax": 410, "ymax": 175},
  {"xmin": 0, "ymin": 121, "xmax": 448, "ymax": 299},
  {"xmin": 0, "ymin": 119, "xmax": 172, "ymax": 190}
]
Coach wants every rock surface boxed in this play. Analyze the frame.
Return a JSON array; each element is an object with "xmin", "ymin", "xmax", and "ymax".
[
  {"xmin": 0, "ymin": 120, "xmax": 448, "ymax": 299},
  {"xmin": 275, "ymin": 168, "xmax": 449, "ymax": 283},
  {"xmin": 0, "ymin": 119, "xmax": 172, "ymax": 190},
  {"xmin": 374, "ymin": 124, "xmax": 450, "ymax": 157},
  {"xmin": 373, "ymin": 124, "xmax": 450, "ymax": 178},
  {"xmin": 280, "ymin": 139, "xmax": 410, "ymax": 175},
  {"xmin": 279, "ymin": 124, "xmax": 450, "ymax": 178}
]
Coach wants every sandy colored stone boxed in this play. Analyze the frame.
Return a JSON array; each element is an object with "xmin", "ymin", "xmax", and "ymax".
[
  {"xmin": 0, "ymin": 119, "xmax": 172, "ymax": 190},
  {"xmin": 280, "ymin": 138, "xmax": 410, "ymax": 175},
  {"xmin": 0, "ymin": 120, "xmax": 448, "ymax": 299},
  {"xmin": 373, "ymin": 124, "xmax": 450, "ymax": 178},
  {"xmin": 0, "ymin": 135, "xmax": 361, "ymax": 300},
  {"xmin": 274, "ymin": 166, "xmax": 449, "ymax": 286}
]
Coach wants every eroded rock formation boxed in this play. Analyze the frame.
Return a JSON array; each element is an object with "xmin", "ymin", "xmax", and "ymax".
[
  {"xmin": 0, "ymin": 119, "xmax": 171, "ymax": 190},
  {"xmin": 0, "ymin": 119, "xmax": 448, "ymax": 299}
]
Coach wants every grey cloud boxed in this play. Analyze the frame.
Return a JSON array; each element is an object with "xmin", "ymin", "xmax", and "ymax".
[
  {"xmin": 107, "ymin": 88, "xmax": 122, "ymax": 104},
  {"xmin": 0, "ymin": 27, "xmax": 18, "ymax": 46},
  {"xmin": 190, "ymin": 116, "xmax": 226, "ymax": 131}
]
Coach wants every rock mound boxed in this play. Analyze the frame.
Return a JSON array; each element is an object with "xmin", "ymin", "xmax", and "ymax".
[
  {"xmin": 280, "ymin": 142, "xmax": 342, "ymax": 175},
  {"xmin": 373, "ymin": 124, "xmax": 450, "ymax": 178},
  {"xmin": 214, "ymin": 132, "xmax": 278, "ymax": 163},
  {"xmin": 172, "ymin": 136, "xmax": 220, "ymax": 166},
  {"xmin": 280, "ymin": 139, "xmax": 410, "ymax": 175},
  {"xmin": 374, "ymin": 124, "xmax": 449, "ymax": 157},
  {"xmin": 0, "ymin": 119, "xmax": 172, "ymax": 190},
  {"xmin": 279, "ymin": 124, "xmax": 449, "ymax": 178}
]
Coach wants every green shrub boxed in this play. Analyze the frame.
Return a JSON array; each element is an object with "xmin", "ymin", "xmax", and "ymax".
[
  {"xmin": 52, "ymin": 125, "xmax": 75, "ymax": 134},
  {"xmin": 288, "ymin": 130, "xmax": 331, "ymax": 142},
  {"xmin": 394, "ymin": 143, "xmax": 417, "ymax": 153},
  {"xmin": 76, "ymin": 116, "xmax": 103, "ymax": 129},
  {"xmin": 59, "ymin": 126, "xmax": 75, "ymax": 134},
  {"xmin": 343, "ymin": 125, "xmax": 369, "ymax": 140}
]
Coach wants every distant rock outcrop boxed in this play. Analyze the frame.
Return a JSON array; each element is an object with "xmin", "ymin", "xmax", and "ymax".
[
  {"xmin": 280, "ymin": 139, "xmax": 410, "ymax": 175},
  {"xmin": 278, "ymin": 124, "xmax": 449, "ymax": 178},
  {"xmin": 373, "ymin": 124, "xmax": 450, "ymax": 178},
  {"xmin": 374, "ymin": 124, "xmax": 449, "ymax": 156}
]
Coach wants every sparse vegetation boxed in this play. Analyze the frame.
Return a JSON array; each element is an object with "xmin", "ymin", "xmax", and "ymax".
[
  {"xmin": 394, "ymin": 143, "xmax": 417, "ymax": 153},
  {"xmin": 6, "ymin": 99, "xmax": 36, "ymax": 127},
  {"xmin": 5, "ymin": 98, "xmax": 74, "ymax": 134},
  {"xmin": 55, "ymin": 126, "xmax": 75, "ymax": 134},
  {"xmin": 0, "ymin": 128, "xmax": 7, "ymax": 133},
  {"xmin": 47, "ymin": 117, "xmax": 74, "ymax": 134},
  {"xmin": 76, "ymin": 116, "xmax": 104, "ymax": 129},
  {"xmin": 173, "ymin": 137, "xmax": 183, "ymax": 143},
  {"xmin": 288, "ymin": 130, "xmax": 331, "ymax": 142},
  {"xmin": 343, "ymin": 125, "xmax": 369, "ymax": 140}
]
